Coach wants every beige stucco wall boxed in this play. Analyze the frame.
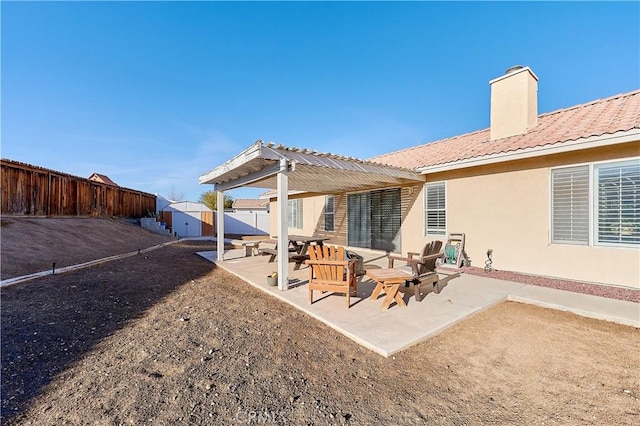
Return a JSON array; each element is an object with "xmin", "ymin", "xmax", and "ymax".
[
  {"xmin": 444, "ymin": 167, "xmax": 639, "ymax": 288},
  {"xmin": 396, "ymin": 188, "xmax": 427, "ymax": 255},
  {"xmin": 429, "ymin": 142, "xmax": 640, "ymax": 289},
  {"xmin": 266, "ymin": 142, "xmax": 639, "ymax": 289},
  {"xmin": 269, "ymin": 200, "xmax": 276, "ymax": 235},
  {"xmin": 268, "ymin": 195, "xmax": 326, "ymax": 237}
]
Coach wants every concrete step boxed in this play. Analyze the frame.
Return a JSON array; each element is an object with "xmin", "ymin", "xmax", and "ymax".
[{"xmin": 140, "ymin": 218, "xmax": 173, "ymax": 236}]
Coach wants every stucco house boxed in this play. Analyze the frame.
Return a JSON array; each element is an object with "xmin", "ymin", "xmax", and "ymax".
[{"xmin": 199, "ymin": 66, "xmax": 639, "ymax": 290}]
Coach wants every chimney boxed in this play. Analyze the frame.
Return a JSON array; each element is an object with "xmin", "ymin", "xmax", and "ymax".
[{"xmin": 489, "ymin": 65, "xmax": 538, "ymax": 141}]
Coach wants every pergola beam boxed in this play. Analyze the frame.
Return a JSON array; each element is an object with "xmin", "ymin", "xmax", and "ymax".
[{"xmin": 213, "ymin": 162, "xmax": 282, "ymax": 192}]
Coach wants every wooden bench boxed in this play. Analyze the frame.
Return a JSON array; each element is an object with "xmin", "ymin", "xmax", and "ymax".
[
  {"xmin": 289, "ymin": 253, "xmax": 310, "ymax": 270},
  {"xmin": 258, "ymin": 247, "xmax": 278, "ymax": 262},
  {"xmin": 241, "ymin": 241, "xmax": 261, "ymax": 257}
]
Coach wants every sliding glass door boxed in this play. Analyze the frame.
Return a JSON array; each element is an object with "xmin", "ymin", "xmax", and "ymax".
[
  {"xmin": 347, "ymin": 192, "xmax": 370, "ymax": 248},
  {"xmin": 347, "ymin": 188, "xmax": 401, "ymax": 251}
]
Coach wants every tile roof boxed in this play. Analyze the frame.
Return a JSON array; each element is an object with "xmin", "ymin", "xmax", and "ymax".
[
  {"xmin": 369, "ymin": 90, "xmax": 640, "ymax": 170},
  {"xmin": 232, "ymin": 198, "xmax": 269, "ymax": 209}
]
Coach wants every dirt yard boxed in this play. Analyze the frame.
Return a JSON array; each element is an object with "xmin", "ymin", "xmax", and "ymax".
[
  {"xmin": 0, "ymin": 217, "xmax": 176, "ymax": 280},
  {"xmin": 1, "ymin": 218, "xmax": 639, "ymax": 425}
]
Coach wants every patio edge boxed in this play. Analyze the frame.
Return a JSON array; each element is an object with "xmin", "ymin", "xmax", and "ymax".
[
  {"xmin": 507, "ymin": 294, "xmax": 640, "ymax": 328},
  {"xmin": 211, "ymin": 258, "xmax": 394, "ymax": 357}
]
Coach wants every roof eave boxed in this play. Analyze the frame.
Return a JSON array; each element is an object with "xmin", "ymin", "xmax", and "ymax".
[{"xmin": 417, "ymin": 129, "xmax": 640, "ymax": 175}]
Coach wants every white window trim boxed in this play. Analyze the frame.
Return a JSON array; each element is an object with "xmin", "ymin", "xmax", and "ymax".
[
  {"xmin": 588, "ymin": 164, "xmax": 595, "ymax": 246},
  {"xmin": 550, "ymin": 157, "xmax": 640, "ymax": 249},
  {"xmin": 424, "ymin": 181, "xmax": 447, "ymax": 237}
]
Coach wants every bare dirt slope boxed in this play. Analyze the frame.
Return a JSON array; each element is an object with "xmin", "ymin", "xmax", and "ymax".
[
  {"xmin": 1, "ymin": 216, "xmax": 175, "ymax": 280},
  {"xmin": 1, "ymin": 219, "xmax": 638, "ymax": 425}
]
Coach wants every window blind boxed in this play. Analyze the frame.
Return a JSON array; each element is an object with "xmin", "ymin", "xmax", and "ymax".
[
  {"xmin": 551, "ymin": 166, "xmax": 589, "ymax": 244},
  {"xmin": 596, "ymin": 161, "xmax": 640, "ymax": 245},
  {"xmin": 425, "ymin": 182, "xmax": 446, "ymax": 235},
  {"xmin": 324, "ymin": 195, "xmax": 335, "ymax": 231},
  {"xmin": 287, "ymin": 199, "xmax": 303, "ymax": 229},
  {"xmin": 347, "ymin": 193, "xmax": 370, "ymax": 248},
  {"xmin": 370, "ymin": 189, "xmax": 401, "ymax": 251}
]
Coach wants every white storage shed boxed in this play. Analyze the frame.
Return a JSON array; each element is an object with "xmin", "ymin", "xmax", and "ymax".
[{"xmin": 161, "ymin": 201, "xmax": 214, "ymax": 238}]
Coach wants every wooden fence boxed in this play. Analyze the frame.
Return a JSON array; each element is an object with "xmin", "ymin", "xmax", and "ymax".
[{"xmin": 1, "ymin": 159, "xmax": 156, "ymax": 217}]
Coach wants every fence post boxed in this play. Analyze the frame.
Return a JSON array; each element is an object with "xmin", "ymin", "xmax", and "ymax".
[{"xmin": 47, "ymin": 172, "xmax": 51, "ymax": 216}]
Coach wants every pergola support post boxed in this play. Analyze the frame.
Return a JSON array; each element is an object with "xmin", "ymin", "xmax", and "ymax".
[
  {"xmin": 277, "ymin": 158, "xmax": 289, "ymax": 290},
  {"xmin": 216, "ymin": 190, "xmax": 225, "ymax": 261}
]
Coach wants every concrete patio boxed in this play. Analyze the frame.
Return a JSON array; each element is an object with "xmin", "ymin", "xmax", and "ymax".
[{"xmin": 197, "ymin": 246, "xmax": 639, "ymax": 357}]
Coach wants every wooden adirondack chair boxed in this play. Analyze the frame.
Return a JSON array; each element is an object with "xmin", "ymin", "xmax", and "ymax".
[
  {"xmin": 305, "ymin": 245, "xmax": 358, "ymax": 308},
  {"xmin": 387, "ymin": 240, "xmax": 443, "ymax": 276}
]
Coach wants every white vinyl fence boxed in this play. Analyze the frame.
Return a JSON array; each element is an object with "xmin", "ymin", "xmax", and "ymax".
[{"xmin": 218, "ymin": 211, "xmax": 269, "ymax": 236}]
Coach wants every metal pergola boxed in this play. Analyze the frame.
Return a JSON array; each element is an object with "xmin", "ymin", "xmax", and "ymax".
[{"xmin": 199, "ymin": 140, "xmax": 423, "ymax": 290}]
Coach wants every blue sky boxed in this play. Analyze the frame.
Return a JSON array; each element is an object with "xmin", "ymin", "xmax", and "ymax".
[{"xmin": 2, "ymin": 1, "xmax": 639, "ymax": 202}]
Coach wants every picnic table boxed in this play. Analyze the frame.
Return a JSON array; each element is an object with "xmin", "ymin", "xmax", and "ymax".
[
  {"xmin": 261, "ymin": 235, "xmax": 331, "ymax": 270},
  {"xmin": 285, "ymin": 235, "xmax": 331, "ymax": 255}
]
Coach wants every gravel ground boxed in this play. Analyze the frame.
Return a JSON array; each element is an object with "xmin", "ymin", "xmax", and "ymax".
[{"xmin": 461, "ymin": 266, "xmax": 640, "ymax": 303}]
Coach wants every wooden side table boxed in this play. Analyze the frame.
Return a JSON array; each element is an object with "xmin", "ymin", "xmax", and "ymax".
[{"xmin": 366, "ymin": 268, "xmax": 414, "ymax": 310}]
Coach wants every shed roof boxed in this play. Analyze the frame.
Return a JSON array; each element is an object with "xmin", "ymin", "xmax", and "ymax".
[
  {"xmin": 232, "ymin": 198, "xmax": 269, "ymax": 209},
  {"xmin": 164, "ymin": 201, "xmax": 212, "ymax": 212}
]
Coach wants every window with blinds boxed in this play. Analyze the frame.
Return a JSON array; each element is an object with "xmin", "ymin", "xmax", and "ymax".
[
  {"xmin": 551, "ymin": 159, "xmax": 639, "ymax": 247},
  {"xmin": 287, "ymin": 199, "xmax": 303, "ymax": 229},
  {"xmin": 596, "ymin": 161, "xmax": 640, "ymax": 245},
  {"xmin": 424, "ymin": 182, "xmax": 446, "ymax": 236},
  {"xmin": 324, "ymin": 195, "xmax": 335, "ymax": 231},
  {"xmin": 551, "ymin": 166, "xmax": 589, "ymax": 244}
]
